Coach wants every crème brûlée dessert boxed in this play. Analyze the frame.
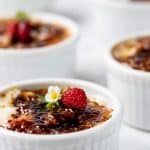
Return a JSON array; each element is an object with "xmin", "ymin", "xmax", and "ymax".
[
  {"xmin": 0, "ymin": 11, "xmax": 70, "ymax": 49},
  {"xmin": 112, "ymin": 36, "xmax": 150, "ymax": 72},
  {"xmin": 0, "ymin": 86, "xmax": 112, "ymax": 135}
]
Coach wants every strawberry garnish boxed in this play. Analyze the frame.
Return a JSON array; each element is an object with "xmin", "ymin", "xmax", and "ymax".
[
  {"xmin": 7, "ymin": 11, "xmax": 31, "ymax": 43},
  {"xmin": 7, "ymin": 21, "xmax": 18, "ymax": 42},
  {"xmin": 17, "ymin": 21, "xmax": 31, "ymax": 43},
  {"xmin": 62, "ymin": 88, "xmax": 87, "ymax": 110}
]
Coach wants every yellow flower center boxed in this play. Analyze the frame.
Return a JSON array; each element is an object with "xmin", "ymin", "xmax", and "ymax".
[{"xmin": 50, "ymin": 92, "xmax": 58, "ymax": 101}]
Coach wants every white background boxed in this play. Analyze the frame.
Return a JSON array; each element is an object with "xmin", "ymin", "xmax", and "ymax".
[{"xmin": 52, "ymin": 0, "xmax": 150, "ymax": 149}]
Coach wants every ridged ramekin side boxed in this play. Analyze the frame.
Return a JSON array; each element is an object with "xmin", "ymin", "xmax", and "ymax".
[
  {"xmin": 107, "ymin": 59, "xmax": 150, "ymax": 130},
  {"xmin": 0, "ymin": 122, "xmax": 121, "ymax": 150}
]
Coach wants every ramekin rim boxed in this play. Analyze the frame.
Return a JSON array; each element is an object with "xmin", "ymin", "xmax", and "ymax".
[
  {"xmin": 106, "ymin": 31, "xmax": 150, "ymax": 78},
  {"xmin": 0, "ymin": 78, "xmax": 122, "ymax": 141},
  {"xmin": 0, "ymin": 12, "xmax": 79, "ymax": 56},
  {"xmin": 97, "ymin": 0, "xmax": 150, "ymax": 9}
]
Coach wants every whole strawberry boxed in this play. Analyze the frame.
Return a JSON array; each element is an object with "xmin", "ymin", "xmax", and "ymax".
[
  {"xmin": 17, "ymin": 21, "xmax": 31, "ymax": 43},
  {"xmin": 7, "ymin": 21, "xmax": 18, "ymax": 42},
  {"xmin": 62, "ymin": 88, "xmax": 87, "ymax": 110}
]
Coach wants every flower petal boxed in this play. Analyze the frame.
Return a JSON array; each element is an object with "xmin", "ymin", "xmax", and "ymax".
[
  {"xmin": 54, "ymin": 86, "xmax": 61, "ymax": 94},
  {"xmin": 45, "ymin": 94, "xmax": 51, "ymax": 102}
]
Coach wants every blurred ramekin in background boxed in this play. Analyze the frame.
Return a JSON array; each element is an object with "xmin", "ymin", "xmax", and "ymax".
[
  {"xmin": 0, "ymin": 0, "xmax": 56, "ymax": 11},
  {"xmin": 0, "ymin": 78, "xmax": 123, "ymax": 150},
  {"xmin": 0, "ymin": 12, "xmax": 79, "ymax": 86},
  {"xmin": 106, "ymin": 31, "xmax": 150, "ymax": 131},
  {"xmin": 97, "ymin": 0, "xmax": 150, "ymax": 45}
]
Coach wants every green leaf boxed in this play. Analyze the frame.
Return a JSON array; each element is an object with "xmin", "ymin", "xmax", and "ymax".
[
  {"xmin": 46, "ymin": 101, "xmax": 60, "ymax": 111},
  {"xmin": 16, "ymin": 11, "xmax": 28, "ymax": 21}
]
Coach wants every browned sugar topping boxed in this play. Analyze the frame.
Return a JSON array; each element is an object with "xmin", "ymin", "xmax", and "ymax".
[
  {"xmin": 5, "ymin": 89, "xmax": 112, "ymax": 135},
  {"xmin": 0, "ymin": 19, "xmax": 69, "ymax": 49},
  {"xmin": 112, "ymin": 36, "xmax": 150, "ymax": 72}
]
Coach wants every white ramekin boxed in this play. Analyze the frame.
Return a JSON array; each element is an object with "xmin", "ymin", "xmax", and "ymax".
[
  {"xmin": 0, "ymin": 12, "xmax": 79, "ymax": 86},
  {"xmin": 0, "ymin": 78, "xmax": 122, "ymax": 150},
  {"xmin": 96, "ymin": 0, "xmax": 150, "ymax": 45},
  {"xmin": 0, "ymin": 0, "xmax": 55, "ymax": 11},
  {"xmin": 106, "ymin": 31, "xmax": 150, "ymax": 131}
]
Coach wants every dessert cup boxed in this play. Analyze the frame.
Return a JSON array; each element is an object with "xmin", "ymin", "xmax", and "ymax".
[
  {"xmin": 0, "ymin": 12, "xmax": 79, "ymax": 86},
  {"xmin": 0, "ymin": 78, "xmax": 122, "ymax": 150},
  {"xmin": 106, "ymin": 31, "xmax": 150, "ymax": 130}
]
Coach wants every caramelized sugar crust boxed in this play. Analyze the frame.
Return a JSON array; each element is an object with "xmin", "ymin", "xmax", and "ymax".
[{"xmin": 2, "ymin": 89, "xmax": 113, "ymax": 135}]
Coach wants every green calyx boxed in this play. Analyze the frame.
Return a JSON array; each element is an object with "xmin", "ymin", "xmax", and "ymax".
[
  {"xmin": 16, "ymin": 11, "xmax": 29, "ymax": 21},
  {"xmin": 46, "ymin": 101, "xmax": 60, "ymax": 111}
]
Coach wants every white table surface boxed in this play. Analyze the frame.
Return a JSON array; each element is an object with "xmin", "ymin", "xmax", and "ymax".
[{"xmin": 52, "ymin": 0, "xmax": 150, "ymax": 149}]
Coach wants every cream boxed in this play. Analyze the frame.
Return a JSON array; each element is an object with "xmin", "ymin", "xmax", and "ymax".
[{"xmin": 0, "ymin": 89, "xmax": 20, "ymax": 127}]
